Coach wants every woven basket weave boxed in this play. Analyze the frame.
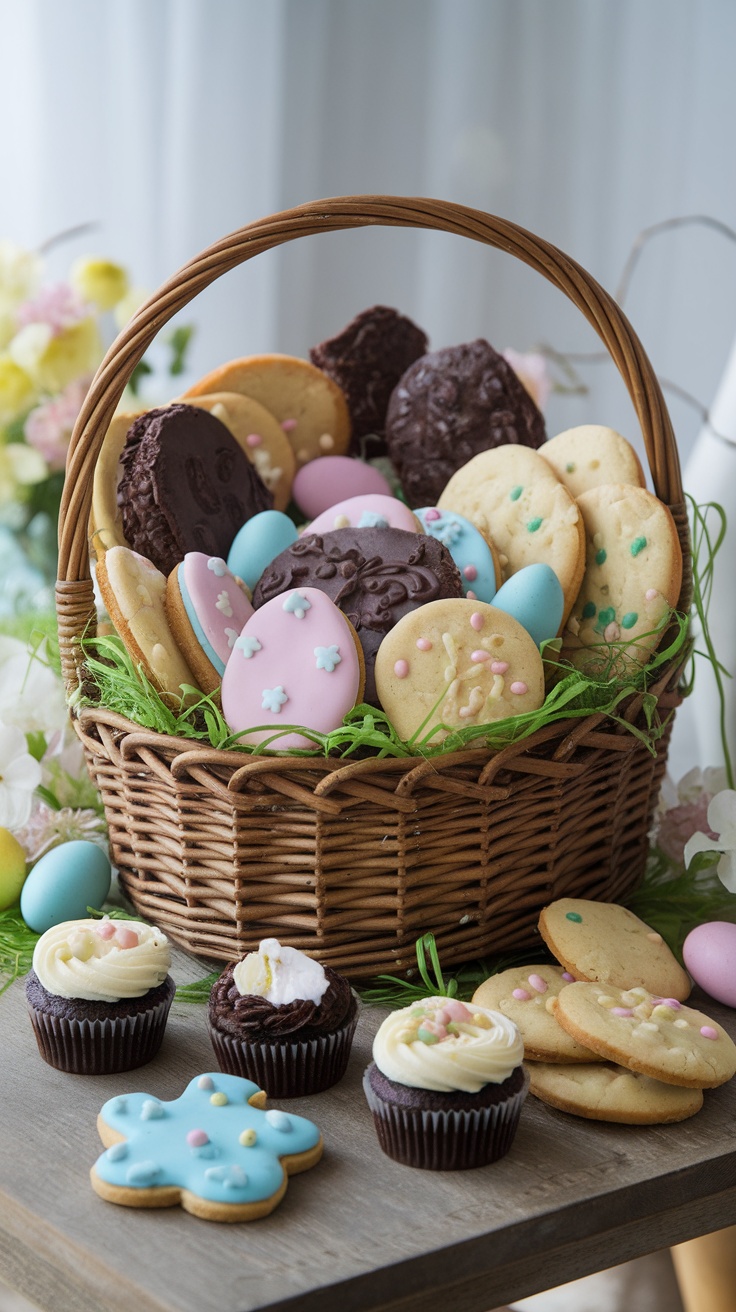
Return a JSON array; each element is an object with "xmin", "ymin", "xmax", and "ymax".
[{"xmin": 57, "ymin": 196, "xmax": 691, "ymax": 978}]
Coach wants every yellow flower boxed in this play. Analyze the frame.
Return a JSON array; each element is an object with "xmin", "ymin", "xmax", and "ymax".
[
  {"xmin": 113, "ymin": 285, "xmax": 148, "ymax": 329},
  {"xmin": 10, "ymin": 317, "xmax": 102, "ymax": 393},
  {"xmin": 0, "ymin": 241, "xmax": 42, "ymax": 317},
  {"xmin": 0, "ymin": 440, "xmax": 47, "ymax": 504},
  {"xmin": 70, "ymin": 256, "xmax": 129, "ymax": 311},
  {"xmin": 0, "ymin": 354, "xmax": 36, "ymax": 424}
]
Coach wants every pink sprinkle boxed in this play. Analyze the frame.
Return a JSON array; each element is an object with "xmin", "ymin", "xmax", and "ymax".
[
  {"xmin": 528, "ymin": 973, "xmax": 548, "ymax": 994},
  {"xmin": 96, "ymin": 921, "xmax": 116, "ymax": 940},
  {"xmin": 442, "ymin": 999, "xmax": 473, "ymax": 1022},
  {"xmin": 115, "ymin": 927, "xmax": 139, "ymax": 949},
  {"xmin": 604, "ymin": 622, "xmax": 621, "ymax": 642},
  {"xmin": 510, "ymin": 681, "xmax": 528, "ymax": 695},
  {"xmin": 466, "ymin": 590, "xmax": 477, "ymax": 600},
  {"xmin": 246, "ymin": 432, "xmax": 262, "ymax": 448},
  {"xmin": 471, "ymin": 650, "xmax": 490, "ymax": 662},
  {"xmin": 490, "ymin": 661, "xmax": 509, "ymax": 675},
  {"xmin": 512, "ymin": 988, "xmax": 531, "ymax": 1001},
  {"xmin": 281, "ymin": 418, "xmax": 297, "ymax": 432},
  {"xmin": 700, "ymin": 1026, "xmax": 718, "ymax": 1040},
  {"xmin": 463, "ymin": 565, "xmax": 478, "ymax": 581},
  {"xmin": 661, "ymin": 999, "xmax": 681, "ymax": 1010},
  {"xmin": 562, "ymin": 972, "xmax": 575, "ymax": 981},
  {"xmin": 611, "ymin": 1007, "xmax": 634, "ymax": 1017},
  {"xmin": 187, "ymin": 1129, "xmax": 209, "ymax": 1147},
  {"xmin": 394, "ymin": 659, "xmax": 409, "ymax": 679},
  {"xmin": 416, "ymin": 638, "xmax": 432, "ymax": 651},
  {"xmin": 645, "ymin": 588, "xmax": 658, "ymax": 601},
  {"xmin": 424, "ymin": 508, "xmax": 441, "ymax": 522},
  {"xmin": 470, "ymin": 612, "xmax": 484, "ymax": 632}
]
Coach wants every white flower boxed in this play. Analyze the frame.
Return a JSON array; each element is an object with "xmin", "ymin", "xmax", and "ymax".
[
  {"xmin": 683, "ymin": 789, "xmax": 736, "ymax": 893},
  {"xmin": 0, "ymin": 722, "xmax": 42, "ymax": 830},
  {"xmin": 0, "ymin": 636, "xmax": 68, "ymax": 734}
]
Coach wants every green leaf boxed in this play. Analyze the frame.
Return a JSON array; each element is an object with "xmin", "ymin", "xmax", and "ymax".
[
  {"xmin": 128, "ymin": 358, "xmax": 153, "ymax": 398},
  {"xmin": 166, "ymin": 325, "xmax": 195, "ymax": 377},
  {"xmin": 25, "ymin": 730, "xmax": 48, "ymax": 762}
]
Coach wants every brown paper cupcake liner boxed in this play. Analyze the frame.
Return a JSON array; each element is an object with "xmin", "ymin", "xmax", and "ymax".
[
  {"xmin": 208, "ymin": 1003, "xmax": 359, "ymax": 1097},
  {"xmin": 27, "ymin": 980, "xmax": 175, "ymax": 1075}
]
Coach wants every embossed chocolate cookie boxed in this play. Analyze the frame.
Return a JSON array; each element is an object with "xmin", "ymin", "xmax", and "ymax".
[
  {"xmin": 538, "ymin": 898, "xmax": 691, "ymax": 1001},
  {"xmin": 310, "ymin": 305, "xmax": 429, "ymax": 458},
  {"xmin": 184, "ymin": 391, "xmax": 296, "ymax": 512},
  {"xmin": 472, "ymin": 965, "xmax": 598, "ymax": 1063},
  {"xmin": 528, "ymin": 1060, "xmax": 704, "ymax": 1123},
  {"xmin": 385, "ymin": 339, "xmax": 547, "ymax": 506},
  {"xmin": 253, "ymin": 528, "xmax": 462, "ymax": 704},
  {"xmin": 117, "ymin": 403, "xmax": 273, "ymax": 577},
  {"xmin": 538, "ymin": 425, "xmax": 645, "ymax": 499}
]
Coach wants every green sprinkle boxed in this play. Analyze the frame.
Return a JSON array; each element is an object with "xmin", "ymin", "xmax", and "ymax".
[
  {"xmin": 595, "ymin": 548, "xmax": 607, "ymax": 566},
  {"xmin": 417, "ymin": 1027, "xmax": 439, "ymax": 1045},
  {"xmin": 622, "ymin": 612, "xmax": 638, "ymax": 629},
  {"xmin": 527, "ymin": 517, "xmax": 543, "ymax": 533},
  {"xmin": 510, "ymin": 485, "xmax": 523, "ymax": 501},
  {"xmin": 631, "ymin": 536, "xmax": 647, "ymax": 556},
  {"xmin": 565, "ymin": 462, "xmax": 576, "ymax": 473},
  {"xmin": 582, "ymin": 601, "xmax": 596, "ymax": 619},
  {"xmin": 566, "ymin": 912, "xmax": 583, "ymax": 923},
  {"xmin": 595, "ymin": 607, "xmax": 616, "ymax": 633}
]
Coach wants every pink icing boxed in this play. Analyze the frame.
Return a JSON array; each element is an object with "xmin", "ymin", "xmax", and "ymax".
[
  {"xmin": 490, "ymin": 661, "xmax": 509, "ymax": 675},
  {"xmin": 470, "ymin": 612, "xmax": 484, "ymax": 632},
  {"xmin": 700, "ymin": 1026, "xmax": 718, "ymax": 1040},
  {"xmin": 463, "ymin": 565, "xmax": 478, "ymax": 581},
  {"xmin": 528, "ymin": 973, "xmax": 547, "ymax": 994},
  {"xmin": 394, "ymin": 660, "xmax": 409, "ymax": 679},
  {"xmin": 466, "ymin": 590, "xmax": 477, "ymax": 600},
  {"xmin": 221, "ymin": 587, "xmax": 362, "ymax": 749},
  {"xmin": 186, "ymin": 1129, "xmax": 209, "ymax": 1147},
  {"xmin": 416, "ymin": 638, "xmax": 432, "ymax": 651},
  {"xmin": 510, "ymin": 681, "xmax": 528, "ymax": 695},
  {"xmin": 424, "ymin": 508, "xmax": 441, "ymax": 522},
  {"xmin": 471, "ymin": 650, "xmax": 491, "ymax": 662},
  {"xmin": 304, "ymin": 491, "xmax": 416, "ymax": 536},
  {"xmin": 246, "ymin": 433, "xmax": 262, "ymax": 448},
  {"xmin": 281, "ymin": 418, "xmax": 297, "ymax": 432},
  {"xmin": 292, "ymin": 458, "xmax": 392, "ymax": 520},
  {"xmin": 179, "ymin": 553, "xmax": 254, "ymax": 669},
  {"xmin": 512, "ymin": 988, "xmax": 531, "ymax": 1001}
]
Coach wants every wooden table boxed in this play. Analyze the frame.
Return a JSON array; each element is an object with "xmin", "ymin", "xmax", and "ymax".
[{"xmin": 1, "ymin": 958, "xmax": 735, "ymax": 1312}]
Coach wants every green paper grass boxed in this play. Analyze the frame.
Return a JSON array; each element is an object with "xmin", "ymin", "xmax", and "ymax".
[{"xmin": 0, "ymin": 907, "xmax": 38, "ymax": 997}]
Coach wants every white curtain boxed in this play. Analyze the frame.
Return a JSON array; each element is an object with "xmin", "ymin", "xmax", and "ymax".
[{"xmin": 2, "ymin": 0, "xmax": 735, "ymax": 772}]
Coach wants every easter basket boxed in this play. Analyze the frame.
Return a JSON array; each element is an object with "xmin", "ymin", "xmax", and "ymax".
[{"xmin": 56, "ymin": 196, "xmax": 691, "ymax": 979}]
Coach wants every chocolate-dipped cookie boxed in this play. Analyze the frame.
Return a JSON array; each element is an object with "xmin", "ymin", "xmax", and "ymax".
[
  {"xmin": 117, "ymin": 403, "xmax": 273, "ymax": 577},
  {"xmin": 310, "ymin": 305, "xmax": 428, "ymax": 458},
  {"xmin": 385, "ymin": 338, "xmax": 547, "ymax": 506},
  {"xmin": 252, "ymin": 527, "xmax": 463, "ymax": 704}
]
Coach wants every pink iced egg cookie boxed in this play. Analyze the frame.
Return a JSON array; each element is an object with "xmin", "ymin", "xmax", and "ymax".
[
  {"xmin": 165, "ymin": 553, "xmax": 254, "ymax": 694},
  {"xmin": 683, "ymin": 922, "xmax": 736, "ymax": 1009},
  {"xmin": 304, "ymin": 493, "xmax": 421, "ymax": 537},
  {"xmin": 292, "ymin": 455, "xmax": 392, "ymax": 520},
  {"xmin": 221, "ymin": 586, "xmax": 365, "ymax": 749}
]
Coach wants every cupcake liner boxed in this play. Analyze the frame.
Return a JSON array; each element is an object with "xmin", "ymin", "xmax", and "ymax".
[
  {"xmin": 362, "ymin": 1064, "xmax": 530, "ymax": 1170},
  {"xmin": 27, "ymin": 979, "xmax": 175, "ymax": 1075},
  {"xmin": 208, "ymin": 999, "xmax": 359, "ymax": 1097}
]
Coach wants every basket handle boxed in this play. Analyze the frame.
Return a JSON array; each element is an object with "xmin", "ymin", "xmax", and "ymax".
[{"xmin": 57, "ymin": 195, "xmax": 687, "ymax": 693}]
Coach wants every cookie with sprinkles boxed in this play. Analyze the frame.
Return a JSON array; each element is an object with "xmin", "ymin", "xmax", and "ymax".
[
  {"xmin": 437, "ymin": 445, "xmax": 585, "ymax": 626},
  {"xmin": 413, "ymin": 506, "xmax": 501, "ymax": 603},
  {"xmin": 373, "ymin": 597, "xmax": 545, "ymax": 744},
  {"xmin": 551, "ymin": 982, "xmax": 736, "ymax": 1089},
  {"xmin": 472, "ymin": 964, "xmax": 600, "ymax": 1064},
  {"xmin": 538, "ymin": 424, "xmax": 646, "ymax": 500},
  {"xmin": 182, "ymin": 354, "xmax": 351, "ymax": 469},
  {"xmin": 561, "ymin": 483, "xmax": 683, "ymax": 673},
  {"xmin": 538, "ymin": 898, "xmax": 691, "ymax": 1001},
  {"xmin": 165, "ymin": 552, "xmax": 254, "ymax": 694},
  {"xmin": 528, "ymin": 1060, "xmax": 704, "ymax": 1124}
]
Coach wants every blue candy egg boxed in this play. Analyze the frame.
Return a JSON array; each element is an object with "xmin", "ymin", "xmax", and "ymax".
[
  {"xmin": 20, "ymin": 840, "xmax": 112, "ymax": 934},
  {"xmin": 492, "ymin": 564, "xmax": 564, "ymax": 647},
  {"xmin": 227, "ymin": 511, "xmax": 298, "ymax": 593}
]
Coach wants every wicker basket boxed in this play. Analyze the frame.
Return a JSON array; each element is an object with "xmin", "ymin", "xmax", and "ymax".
[{"xmin": 56, "ymin": 196, "xmax": 691, "ymax": 979}]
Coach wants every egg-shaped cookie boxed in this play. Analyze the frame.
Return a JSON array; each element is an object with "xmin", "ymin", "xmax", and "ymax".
[
  {"xmin": 89, "ymin": 408, "xmax": 146, "ymax": 557},
  {"xmin": 374, "ymin": 598, "xmax": 545, "ymax": 744},
  {"xmin": 414, "ymin": 507, "xmax": 500, "ymax": 603},
  {"xmin": 184, "ymin": 391, "xmax": 296, "ymax": 511},
  {"xmin": 306, "ymin": 493, "xmax": 422, "ymax": 537},
  {"xmin": 539, "ymin": 425, "xmax": 645, "ymax": 499},
  {"xmin": 165, "ymin": 552, "xmax": 254, "ymax": 694},
  {"xmin": 96, "ymin": 546, "xmax": 197, "ymax": 699}
]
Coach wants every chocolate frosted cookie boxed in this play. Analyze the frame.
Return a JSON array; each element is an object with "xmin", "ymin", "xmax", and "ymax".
[
  {"xmin": 117, "ymin": 403, "xmax": 273, "ymax": 576},
  {"xmin": 310, "ymin": 305, "xmax": 428, "ymax": 458},
  {"xmin": 385, "ymin": 338, "xmax": 547, "ymax": 506},
  {"xmin": 253, "ymin": 527, "xmax": 462, "ymax": 703}
]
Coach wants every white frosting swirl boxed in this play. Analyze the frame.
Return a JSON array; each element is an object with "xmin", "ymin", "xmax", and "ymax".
[
  {"xmin": 232, "ymin": 938, "xmax": 328, "ymax": 1006},
  {"xmin": 372, "ymin": 996, "xmax": 524, "ymax": 1093},
  {"xmin": 32, "ymin": 918, "xmax": 171, "ymax": 1001}
]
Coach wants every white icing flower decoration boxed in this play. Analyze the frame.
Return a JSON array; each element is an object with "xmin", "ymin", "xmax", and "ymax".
[
  {"xmin": 282, "ymin": 591, "xmax": 311, "ymax": 619},
  {"xmin": 261, "ymin": 686, "xmax": 288, "ymax": 714},
  {"xmin": 0, "ymin": 720, "xmax": 42, "ymax": 829},
  {"xmin": 235, "ymin": 635, "xmax": 262, "ymax": 659},
  {"xmin": 683, "ymin": 789, "xmax": 736, "ymax": 893},
  {"xmin": 315, "ymin": 645, "xmax": 341, "ymax": 673},
  {"xmin": 215, "ymin": 590, "xmax": 233, "ymax": 617},
  {"xmin": 207, "ymin": 557, "xmax": 227, "ymax": 577},
  {"xmin": 224, "ymin": 627, "xmax": 239, "ymax": 650}
]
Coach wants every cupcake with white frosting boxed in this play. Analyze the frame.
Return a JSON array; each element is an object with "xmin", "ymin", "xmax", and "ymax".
[
  {"xmin": 25, "ymin": 917, "xmax": 174, "ymax": 1075},
  {"xmin": 363, "ymin": 996, "xmax": 528, "ymax": 1170},
  {"xmin": 207, "ymin": 938, "xmax": 358, "ymax": 1097}
]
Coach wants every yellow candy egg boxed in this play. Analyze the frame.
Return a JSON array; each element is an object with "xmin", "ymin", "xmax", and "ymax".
[{"xmin": 0, "ymin": 827, "xmax": 27, "ymax": 910}]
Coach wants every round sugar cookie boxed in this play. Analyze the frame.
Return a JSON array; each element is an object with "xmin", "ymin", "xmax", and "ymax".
[
  {"xmin": 539, "ymin": 425, "xmax": 646, "ymax": 499},
  {"xmin": 165, "ymin": 553, "xmax": 254, "ymax": 694},
  {"xmin": 374, "ymin": 597, "xmax": 545, "ymax": 744},
  {"xmin": 183, "ymin": 355, "xmax": 351, "ymax": 469},
  {"xmin": 561, "ymin": 483, "xmax": 683, "ymax": 673},
  {"xmin": 538, "ymin": 898, "xmax": 691, "ymax": 1001},
  {"xmin": 184, "ymin": 391, "xmax": 296, "ymax": 512},
  {"xmin": 551, "ymin": 982, "xmax": 736, "ymax": 1089},
  {"xmin": 437, "ymin": 445, "xmax": 585, "ymax": 625},
  {"xmin": 414, "ymin": 507, "xmax": 500, "ymax": 603},
  {"xmin": 528, "ymin": 1061, "xmax": 704, "ymax": 1124},
  {"xmin": 472, "ymin": 965, "xmax": 599, "ymax": 1063},
  {"xmin": 305, "ymin": 493, "xmax": 422, "ymax": 537},
  {"xmin": 89, "ymin": 409, "xmax": 146, "ymax": 557},
  {"xmin": 221, "ymin": 586, "xmax": 365, "ymax": 750},
  {"xmin": 96, "ymin": 546, "xmax": 197, "ymax": 698}
]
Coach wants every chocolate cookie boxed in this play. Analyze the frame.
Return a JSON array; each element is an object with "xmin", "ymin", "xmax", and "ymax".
[
  {"xmin": 385, "ymin": 339, "xmax": 547, "ymax": 506},
  {"xmin": 252, "ymin": 527, "xmax": 462, "ymax": 703},
  {"xmin": 117, "ymin": 403, "xmax": 273, "ymax": 576},
  {"xmin": 310, "ymin": 305, "xmax": 428, "ymax": 458}
]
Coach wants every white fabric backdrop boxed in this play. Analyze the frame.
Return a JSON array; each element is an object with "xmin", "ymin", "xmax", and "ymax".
[{"xmin": 1, "ymin": 0, "xmax": 736, "ymax": 773}]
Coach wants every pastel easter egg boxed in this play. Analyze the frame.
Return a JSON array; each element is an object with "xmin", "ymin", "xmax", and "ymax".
[
  {"xmin": 414, "ymin": 506, "xmax": 499, "ymax": 603},
  {"xmin": 292, "ymin": 456, "xmax": 391, "ymax": 520},
  {"xmin": 20, "ymin": 840, "xmax": 112, "ymax": 934},
  {"xmin": 305, "ymin": 493, "xmax": 420, "ymax": 537},
  {"xmin": 227, "ymin": 511, "xmax": 298, "ymax": 593},
  {"xmin": 683, "ymin": 921, "xmax": 736, "ymax": 1008},
  {"xmin": 0, "ymin": 827, "xmax": 27, "ymax": 910},
  {"xmin": 492, "ymin": 564, "xmax": 564, "ymax": 646}
]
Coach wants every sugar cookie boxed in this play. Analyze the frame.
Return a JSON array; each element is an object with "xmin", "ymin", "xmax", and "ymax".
[
  {"xmin": 165, "ymin": 553, "xmax": 254, "ymax": 694},
  {"xmin": 528, "ymin": 1060, "xmax": 704, "ymax": 1124},
  {"xmin": 89, "ymin": 409, "xmax": 146, "ymax": 557},
  {"xmin": 472, "ymin": 965, "xmax": 599, "ymax": 1063},
  {"xmin": 539, "ymin": 425, "xmax": 646, "ymax": 499},
  {"xmin": 96, "ymin": 546, "xmax": 197, "ymax": 698},
  {"xmin": 184, "ymin": 391, "xmax": 296, "ymax": 512}
]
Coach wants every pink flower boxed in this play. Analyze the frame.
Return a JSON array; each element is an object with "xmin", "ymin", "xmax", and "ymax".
[
  {"xmin": 503, "ymin": 349, "xmax": 553, "ymax": 412},
  {"xmin": 23, "ymin": 376, "xmax": 90, "ymax": 470},
  {"xmin": 15, "ymin": 282, "xmax": 91, "ymax": 335},
  {"xmin": 655, "ymin": 767, "xmax": 727, "ymax": 864}
]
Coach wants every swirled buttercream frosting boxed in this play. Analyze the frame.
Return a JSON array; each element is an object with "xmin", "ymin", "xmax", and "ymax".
[
  {"xmin": 232, "ymin": 938, "xmax": 329, "ymax": 1007},
  {"xmin": 372, "ymin": 996, "xmax": 524, "ymax": 1093},
  {"xmin": 209, "ymin": 959, "xmax": 354, "ymax": 1041},
  {"xmin": 32, "ymin": 918, "xmax": 171, "ymax": 1002}
]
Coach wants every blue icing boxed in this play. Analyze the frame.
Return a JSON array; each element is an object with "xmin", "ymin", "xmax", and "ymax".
[
  {"xmin": 227, "ymin": 511, "xmax": 299, "ymax": 593},
  {"xmin": 94, "ymin": 1073, "xmax": 321, "ymax": 1207},
  {"xmin": 178, "ymin": 568, "xmax": 226, "ymax": 677},
  {"xmin": 414, "ymin": 507, "xmax": 497, "ymax": 604}
]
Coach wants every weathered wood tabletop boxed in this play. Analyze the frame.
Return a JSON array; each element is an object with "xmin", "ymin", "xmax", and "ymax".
[{"xmin": 1, "ymin": 952, "xmax": 735, "ymax": 1312}]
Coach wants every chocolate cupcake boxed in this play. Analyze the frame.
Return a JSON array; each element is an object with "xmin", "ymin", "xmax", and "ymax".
[
  {"xmin": 26, "ymin": 918, "xmax": 175, "ymax": 1075},
  {"xmin": 363, "ymin": 997, "xmax": 528, "ymax": 1170},
  {"xmin": 208, "ymin": 938, "xmax": 358, "ymax": 1097}
]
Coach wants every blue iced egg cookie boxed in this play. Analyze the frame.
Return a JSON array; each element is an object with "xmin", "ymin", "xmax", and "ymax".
[
  {"xmin": 227, "ymin": 510, "xmax": 299, "ymax": 594},
  {"xmin": 492, "ymin": 564, "xmax": 564, "ymax": 646},
  {"xmin": 21, "ymin": 840, "xmax": 112, "ymax": 934},
  {"xmin": 414, "ymin": 507, "xmax": 500, "ymax": 603}
]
